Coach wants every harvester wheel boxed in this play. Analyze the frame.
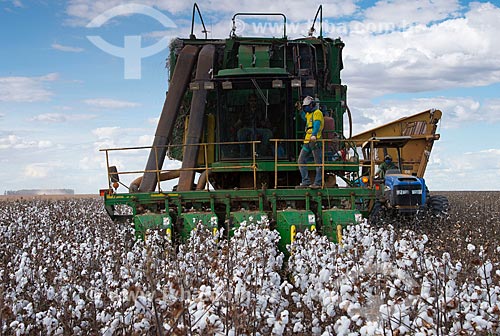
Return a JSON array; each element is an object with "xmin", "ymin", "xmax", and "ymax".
[
  {"xmin": 369, "ymin": 201, "xmax": 386, "ymax": 225},
  {"xmin": 427, "ymin": 195, "xmax": 449, "ymax": 216}
]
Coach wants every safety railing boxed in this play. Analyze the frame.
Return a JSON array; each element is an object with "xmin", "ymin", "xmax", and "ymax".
[
  {"xmin": 271, "ymin": 138, "xmax": 361, "ymax": 189},
  {"xmin": 100, "ymin": 140, "xmax": 261, "ymax": 192},
  {"xmin": 101, "ymin": 137, "xmax": 371, "ymax": 193}
]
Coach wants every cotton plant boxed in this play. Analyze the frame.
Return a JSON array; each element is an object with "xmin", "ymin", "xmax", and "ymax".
[
  {"xmin": 0, "ymin": 195, "xmax": 499, "ymax": 335},
  {"xmin": 283, "ymin": 222, "xmax": 500, "ymax": 335}
]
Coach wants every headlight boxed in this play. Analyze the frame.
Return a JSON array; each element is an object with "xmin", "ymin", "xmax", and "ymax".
[
  {"xmin": 412, "ymin": 189, "xmax": 423, "ymax": 194},
  {"xmin": 396, "ymin": 190, "xmax": 410, "ymax": 195}
]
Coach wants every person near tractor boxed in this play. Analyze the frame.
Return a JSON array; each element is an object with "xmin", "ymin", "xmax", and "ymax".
[
  {"xmin": 236, "ymin": 93, "xmax": 272, "ymax": 156},
  {"xmin": 377, "ymin": 154, "xmax": 398, "ymax": 178},
  {"xmin": 297, "ymin": 96, "xmax": 324, "ymax": 189}
]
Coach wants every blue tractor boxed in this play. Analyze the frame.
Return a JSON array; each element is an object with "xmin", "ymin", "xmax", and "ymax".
[{"xmin": 358, "ymin": 135, "xmax": 449, "ymax": 221}]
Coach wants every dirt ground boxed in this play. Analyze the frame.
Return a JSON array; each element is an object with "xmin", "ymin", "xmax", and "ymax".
[{"xmin": 383, "ymin": 191, "xmax": 500, "ymax": 279}]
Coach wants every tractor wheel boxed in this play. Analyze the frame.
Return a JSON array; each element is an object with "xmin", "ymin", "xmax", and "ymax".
[
  {"xmin": 427, "ymin": 195, "xmax": 449, "ymax": 216},
  {"xmin": 369, "ymin": 201, "xmax": 386, "ymax": 225}
]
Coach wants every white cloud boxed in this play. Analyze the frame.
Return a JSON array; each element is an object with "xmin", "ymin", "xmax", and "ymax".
[
  {"xmin": 24, "ymin": 164, "xmax": 49, "ymax": 178},
  {"xmin": 0, "ymin": 73, "xmax": 58, "ymax": 102},
  {"xmin": 197, "ymin": 1, "xmax": 357, "ymax": 22},
  {"xmin": 91, "ymin": 127, "xmax": 153, "ymax": 150},
  {"xmin": 23, "ymin": 162, "xmax": 63, "ymax": 178},
  {"xmin": 363, "ymin": 0, "xmax": 461, "ymax": 31},
  {"xmin": 37, "ymin": 140, "xmax": 52, "ymax": 148},
  {"xmin": 92, "ymin": 126, "xmax": 121, "ymax": 140},
  {"xmin": 350, "ymin": 94, "xmax": 500, "ymax": 135},
  {"xmin": 343, "ymin": 3, "xmax": 500, "ymax": 102},
  {"xmin": 66, "ymin": 0, "xmax": 357, "ymax": 27},
  {"xmin": 0, "ymin": 134, "xmax": 53, "ymax": 150},
  {"xmin": 467, "ymin": 148, "xmax": 500, "ymax": 156},
  {"xmin": 54, "ymin": 105, "xmax": 75, "ymax": 111},
  {"xmin": 148, "ymin": 117, "xmax": 159, "ymax": 125},
  {"xmin": 138, "ymin": 134, "xmax": 153, "ymax": 147},
  {"xmin": 51, "ymin": 43, "xmax": 84, "ymax": 53},
  {"xmin": 65, "ymin": 0, "xmax": 189, "ymax": 25},
  {"xmin": 142, "ymin": 30, "xmax": 178, "ymax": 42},
  {"xmin": 29, "ymin": 113, "xmax": 96, "ymax": 123},
  {"xmin": 79, "ymin": 154, "xmax": 106, "ymax": 170},
  {"xmin": 84, "ymin": 98, "xmax": 140, "ymax": 109},
  {"xmin": 426, "ymin": 146, "xmax": 500, "ymax": 190}
]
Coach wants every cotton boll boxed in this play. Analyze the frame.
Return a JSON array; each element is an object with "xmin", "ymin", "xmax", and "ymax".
[
  {"xmin": 340, "ymin": 284, "xmax": 352, "ymax": 296},
  {"xmin": 293, "ymin": 321, "xmax": 304, "ymax": 332},
  {"xmin": 319, "ymin": 268, "xmax": 331, "ymax": 283},
  {"xmin": 266, "ymin": 315, "xmax": 276, "ymax": 328},
  {"xmin": 334, "ymin": 316, "xmax": 351, "ymax": 335},
  {"xmin": 360, "ymin": 321, "xmax": 379, "ymax": 335},
  {"xmin": 47, "ymin": 286, "xmax": 55, "ymax": 300},
  {"xmin": 347, "ymin": 302, "xmax": 361, "ymax": 317},
  {"xmin": 380, "ymin": 250, "xmax": 390, "ymax": 262}
]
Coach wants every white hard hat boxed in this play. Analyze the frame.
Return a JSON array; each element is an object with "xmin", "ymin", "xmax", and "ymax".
[{"xmin": 302, "ymin": 96, "xmax": 313, "ymax": 106}]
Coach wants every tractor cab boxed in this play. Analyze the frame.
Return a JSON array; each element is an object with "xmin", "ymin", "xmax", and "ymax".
[{"xmin": 362, "ymin": 136, "xmax": 428, "ymax": 214}]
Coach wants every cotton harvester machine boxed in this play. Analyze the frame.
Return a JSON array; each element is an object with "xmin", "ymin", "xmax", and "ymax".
[{"xmin": 100, "ymin": 4, "xmax": 446, "ymax": 251}]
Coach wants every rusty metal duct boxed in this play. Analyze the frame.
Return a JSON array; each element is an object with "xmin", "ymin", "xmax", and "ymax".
[
  {"xmin": 177, "ymin": 44, "xmax": 215, "ymax": 191},
  {"xmin": 138, "ymin": 45, "xmax": 200, "ymax": 192}
]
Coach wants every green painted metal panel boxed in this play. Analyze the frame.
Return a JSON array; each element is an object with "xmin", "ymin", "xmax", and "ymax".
[
  {"xmin": 254, "ymin": 45, "xmax": 270, "ymax": 67},
  {"xmin": 276, "ymin": 209, "xmax": 316, "ymax": 253},
  {"xmin": 231, "ymin": 210, "xmax": 268, "ymax": 226},
  {"xmin": 236, "ymin": 44, "xmax": 271, "ymax": 68},
  {"xmin": 321, "ymin": 209, "xmax": 362, "ymax": 243},
  {"xmin": 238, "ymin": 45, "xmax": 253, "ymax": 67},
  {"xmin": 133, "ymin": 213, "xmax": 172, "ymax": 239},
  {"xmin": 104, "ymin": 188, "xmax": 376, "ymax": 212},
  {"xmin": 216, "ymin": 67, "xmax": 289, "ymax": 77},
  {"xmin": 180, "ymin": 212, "xmax": 218, "ymax": 239}
]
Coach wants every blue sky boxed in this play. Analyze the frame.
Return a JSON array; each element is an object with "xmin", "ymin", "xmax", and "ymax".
[{"xmin": 1, "ymin": 0, "xmax": 500, "ymax": 194}]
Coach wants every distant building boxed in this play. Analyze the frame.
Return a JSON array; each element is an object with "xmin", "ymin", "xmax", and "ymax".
[{"xmin": 4, "ymin": 189, "xmax": 75, "ymax": 196}]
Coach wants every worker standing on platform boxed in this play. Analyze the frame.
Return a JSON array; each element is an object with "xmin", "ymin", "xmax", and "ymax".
[{"xmin": 297, "ymin": 96, "xmax": 324, "ymax": 189}]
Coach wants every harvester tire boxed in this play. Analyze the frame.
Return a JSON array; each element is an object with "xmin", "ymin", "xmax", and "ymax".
[
  {"xmin": 427, "ymin": 195, "xmax": 449, "ymax": 216},
  {"xmin": 369, "ymin": 201, "xmax": 386, "ymax": 225}
]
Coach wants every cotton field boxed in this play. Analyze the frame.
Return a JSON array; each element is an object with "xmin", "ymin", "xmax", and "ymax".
[{"xmin": 0, "ymin": 192, "xmax": 499, "ymax": 335}]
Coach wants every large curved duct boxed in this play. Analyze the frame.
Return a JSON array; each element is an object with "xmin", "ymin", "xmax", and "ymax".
[
  {"xmin": 130, "ymin": 170, "xmax": 181, "ymax": 192},
  {"xmin": 177, "ymin": 44, "xmax": 215, "ymax": 191},
  {"xmin": 196, "ymin": 170, "xmax": 209, "ymax": 190},
  {"xmin": 138, "ymin": 45, "xmax": 200, "ymax": 192}
]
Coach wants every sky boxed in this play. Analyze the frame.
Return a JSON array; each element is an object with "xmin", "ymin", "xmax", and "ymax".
[{"xmin": 1, "ymin": 0, "xmax": 500, "ymax": 194}]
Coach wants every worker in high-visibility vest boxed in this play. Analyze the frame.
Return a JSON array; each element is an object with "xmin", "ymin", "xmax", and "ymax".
[{"xmin": 297, "ymin": 96, "xmax": 324, "ymax": 189}]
